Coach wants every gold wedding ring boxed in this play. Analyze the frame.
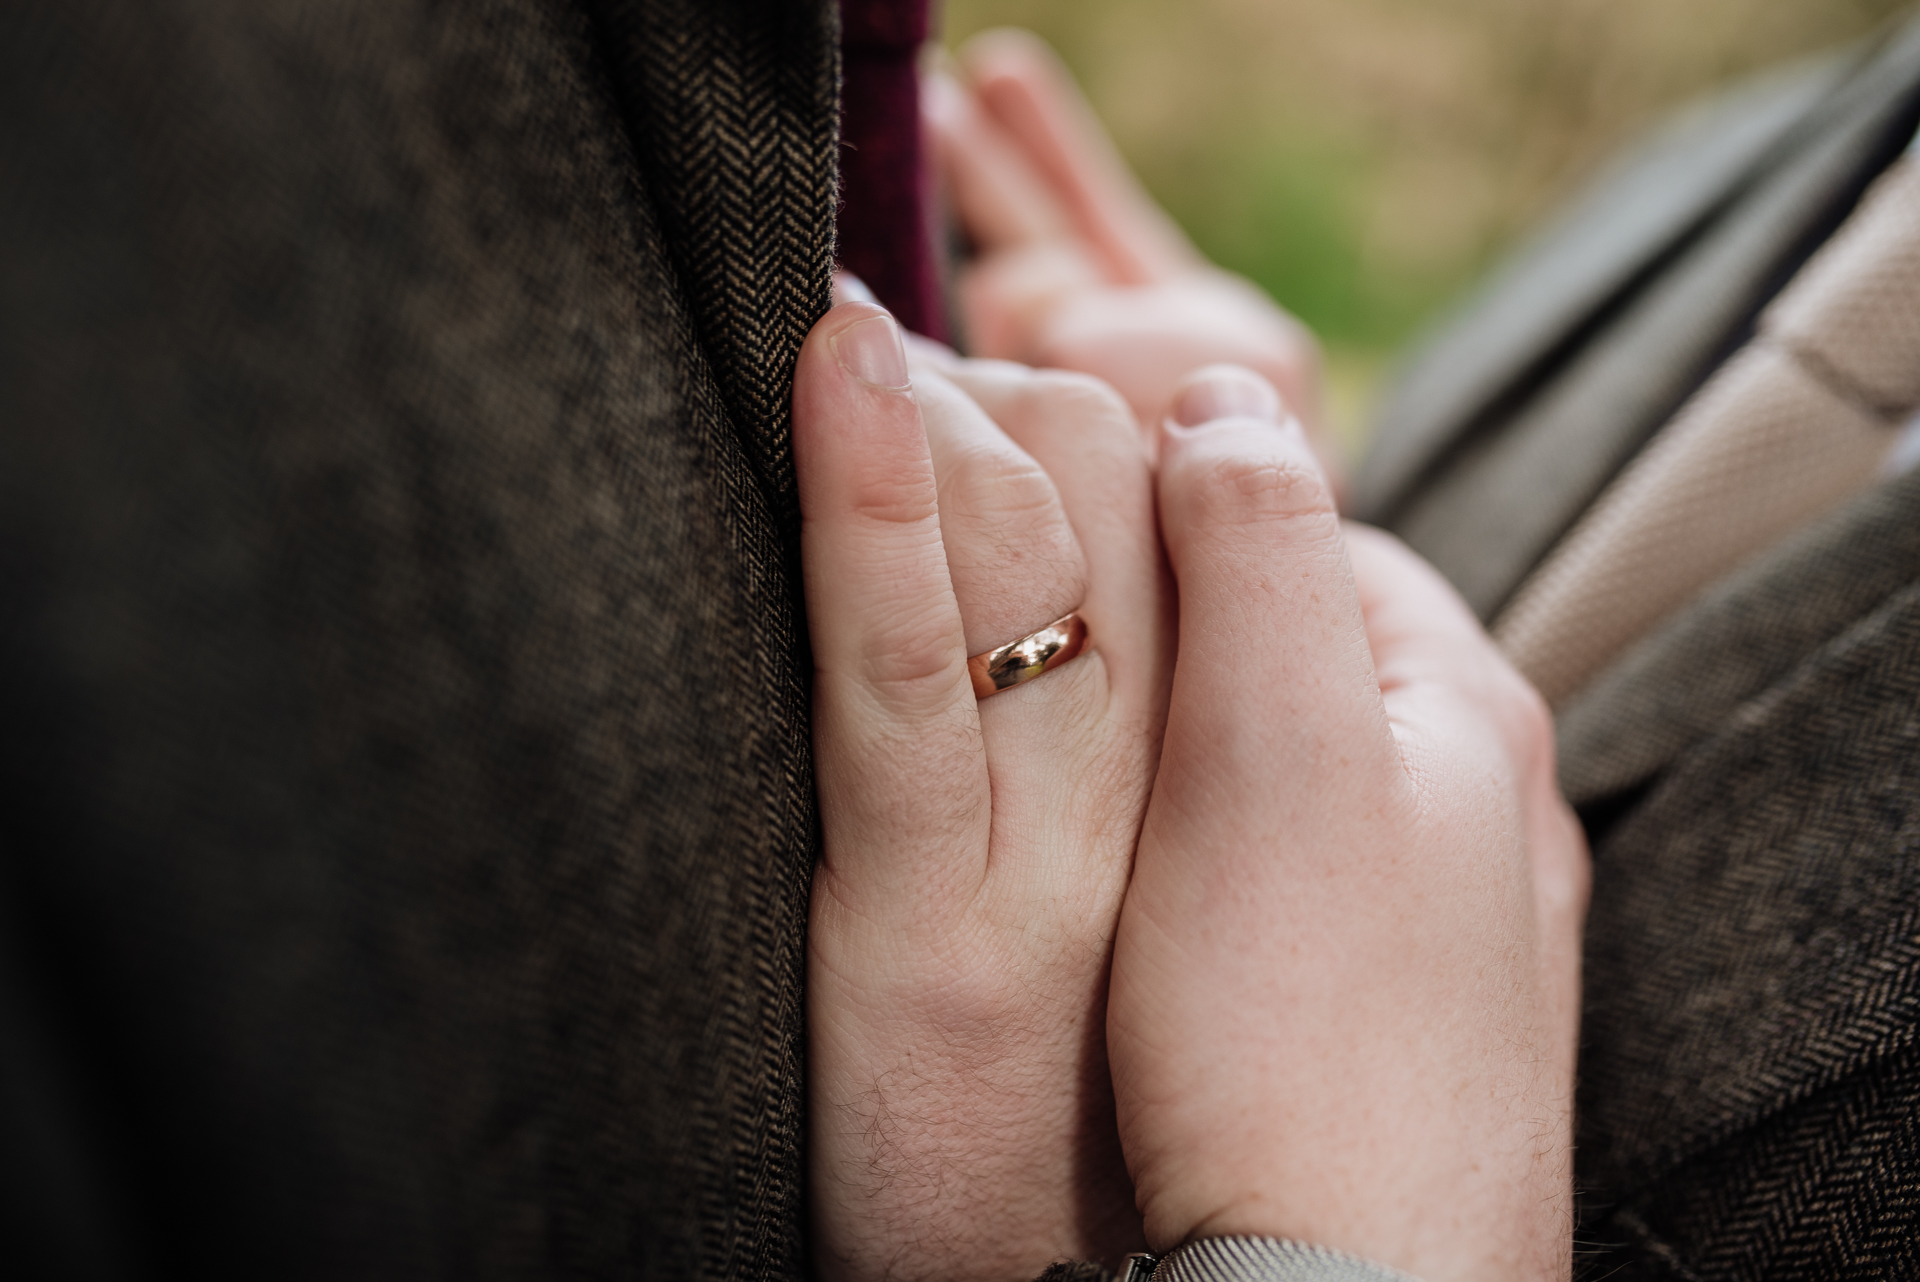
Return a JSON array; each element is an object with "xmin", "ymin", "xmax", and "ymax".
[{"xmin": 967, "ymin": 613, "xmax": 1089, "ymax": 699}]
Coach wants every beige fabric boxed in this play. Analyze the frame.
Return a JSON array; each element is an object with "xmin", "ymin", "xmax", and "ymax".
[
  {"xmin": 1496, "ymin": 157, "xmax": 1920, "ymax": 706},
  {"xmin": 1769, "ymin": 161, "xmax": 1920, "ymax": 412}
]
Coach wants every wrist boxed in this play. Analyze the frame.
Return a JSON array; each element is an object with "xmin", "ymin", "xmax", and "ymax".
[
  {"xmin": 1147, "ymin": 1237, "xmax": 1426, "ymax": 1282},
  {"xmin": 1132, "ymin": 1150, "xmax": 1571, "ymax": 1282},
  {"xmin": 1132, "ymin": 1148, "xmax": 1295, "ymax": 1257}
]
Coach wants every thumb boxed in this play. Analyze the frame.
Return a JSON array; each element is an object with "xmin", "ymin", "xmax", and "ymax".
[{"xmin": 793, "ymin": 303, "xmax": 991, "ymax": 903}]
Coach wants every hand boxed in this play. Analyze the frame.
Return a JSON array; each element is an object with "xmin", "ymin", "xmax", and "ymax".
[
  {"xmin": 795, "ymin": 302, "xmax": 1172, "ymax": 1280},
  {"xmin": 929, "ymin": 30, "xmax": 1340, "ymax": 493},
  {"xmin": 1106, "ymin": 367, "xmax": 1588, "ymax": 1281}
]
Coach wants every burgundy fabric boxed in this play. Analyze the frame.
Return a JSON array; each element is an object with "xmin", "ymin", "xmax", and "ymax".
[{"xmin": 838, "ymin": 0, "xmax": 946, "ymax": 339}]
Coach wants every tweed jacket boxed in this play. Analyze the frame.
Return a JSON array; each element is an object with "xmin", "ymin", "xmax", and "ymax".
[{"xmin": 3, "ymin": 0, "xmax": 835, "ymax": 1276}]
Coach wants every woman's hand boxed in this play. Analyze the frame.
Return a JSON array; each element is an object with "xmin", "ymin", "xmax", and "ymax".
[
  {"xmin": 1107, "ymin": 368, "xmax": 1589, "ymax": 1281},
  {"xmin": 796, "ymin": 302, "xmax": 1173, "ymax": 1280},
  {"xmin": 929, "ymin": 30, "xmax": 1339, "ymax": 492}
]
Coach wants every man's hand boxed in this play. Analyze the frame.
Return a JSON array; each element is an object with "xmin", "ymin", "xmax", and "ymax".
[
  {"xmin": 1108, "ymin": 367, "xmax": 1588, "ymax": 1281},
  {"xmin": 796, "ymin": 303, "xmax": 1172, "ymax": 1279},
  {"xmin": 930, "ymin": 30, "xmax": 1338, "ymax": 491}
]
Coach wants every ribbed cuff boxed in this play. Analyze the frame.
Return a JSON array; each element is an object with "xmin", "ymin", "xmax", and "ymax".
[{"xmin": 1150, "ymin": 1236, "xmax": 1423, "ymax": 1282}]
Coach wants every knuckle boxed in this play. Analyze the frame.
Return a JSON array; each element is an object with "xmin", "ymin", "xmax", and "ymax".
[
  {"xmin": 857, "ymin": 607, "xmax": 971, "ymax": 718},
  {"xmin": 946, "ymin": 449, "xmax": 1060, "ymax": 521},
  {"xmin": 935, "ymin": 440, "xmax": 1089, "ymax": 651},
  {"xmin": 942, "ymin": 453, "xmax": 1086, "ymax": 579},
  {"xmin": 1183, "ymin": 449, "xmax": 1334, "ymax": 531},
  {"xmin": 1019, "ymin": 369, "xmax": 1136, "ymax": 436},
  {"xmin": 1492, "ymin": 667, "xmax": 1557, "ymax": 769},
  {"xmin": 1030, "ymin": 368, "xmax": 1124, "ymax": 411},
  {"xmin": 1534, "ymin": 801, "xmax": 1593, "ymax": 924},
  {"xmin": 848, "ymin": 463, "xmax": 941, "ymax": 528}
]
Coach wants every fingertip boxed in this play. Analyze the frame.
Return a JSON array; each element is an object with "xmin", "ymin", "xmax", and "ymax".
[
  {"xmin": 957, "ymin": 26, "xmax": 1061, "ymax": 83},
  {"xmin": 1168, "ymin": 364, "xmax": 1284, "ymax": 429},
  {"xmin": 961, "ymin": 28, "xmax": 1196, "ymax": 284},
  {"xmin": 1151, "ymin": 410, "xmax": 1388, "ymax": 791},
  {"xmin": 799, "ymin": 301, "xmax": 909, "ymax": 388},
  {"xmin": 921, "ymin": 63, "xmax": 972, "ymax": 138},
  {"xmin": 794, "ymin": 303, "xmax": 919, "ymax": 510},
  {"xmin": 925, "ymin": 56, "xmax": 1074, "ymax": 252},
  {"xmin": 829, "ymin": 309, "xmax": 911, "ymax": 391},
  {"xmin": 1154, "ymin": 412, "xmax": 1350, "ymax": 669},
  {"xmin": 831, "ymin": 270, "xmax": 879, "ymax": 309},
  {"xmin": 1156, "ymin": 415, "xmax": 1338, "ymax": 553},
  {"xmin": 1158, "ymin": 364, "xmax": 1332, "ymax": 520},
  {"xmin": 794, "ymin": 307, "xmax": 973, "ymax": 735}
]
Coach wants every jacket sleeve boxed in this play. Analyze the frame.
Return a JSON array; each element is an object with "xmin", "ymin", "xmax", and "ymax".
[
  {"xmin": 1037, "ymin": 1238, "xmax": 1422, "ymax": 1282},
  {"xmin": 1151, "ymin": 1237, "xmax": 1421, "ymax": 1282}
]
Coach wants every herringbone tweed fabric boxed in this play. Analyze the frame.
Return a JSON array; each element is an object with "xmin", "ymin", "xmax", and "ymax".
[
  {"xmin": 586, "ymin": 0, "xmax": 840, "ymax": 534},
  {"xmin": 0, "ymin": 0, "xmax": 834, "ymax": 1277},
  {"xmin": 9, "ymin": 2, "xmax": 1920, "ymax": 1280},
  {"xmin": 1038, "ymin": 1263, "xmax": 1124, "ymax": 1282},
  {"xmin": 1567, "ymin": 514, "xmax": 1920, "ymax": 1278},
  {"xmin": 1557, "ymin": 466, "xmax": 1920, "ymax": 808}
]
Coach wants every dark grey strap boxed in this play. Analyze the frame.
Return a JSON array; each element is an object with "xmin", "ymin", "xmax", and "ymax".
[{"xmin": 1151, "ymin": 1237, "xmax": 1422, "ymax": 1282}]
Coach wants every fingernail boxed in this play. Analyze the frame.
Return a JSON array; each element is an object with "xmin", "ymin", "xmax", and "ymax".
[
  {"xmin": 921, "ymin": 70, "xmax": 968, "ymax": 130},
  {"xmin": 831, "ymin": 312, "xmax": 911, "ymax": 391},
  {"xmin": 1171, "ymin": 367, "xmax": 1280, "ymax": 427},
  {"xmin": 832, "ymin": 270, "xmax": 879, "ymax": 307}
]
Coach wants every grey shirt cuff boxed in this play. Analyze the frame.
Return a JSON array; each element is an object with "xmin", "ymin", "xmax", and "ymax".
[{"xmin": 1149, "ymin": 1236, "xmax": 1423, "ymax": 1282}]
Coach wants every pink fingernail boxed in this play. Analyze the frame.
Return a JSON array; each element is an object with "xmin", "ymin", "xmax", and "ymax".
[
  {"xmin": 1171, "ymin": 367, "xmax": 1280, "ymax": 427},
  {"xmin": 831, "ymin": 312, "xmax": 911, "ymax": 391},
  {"xmin": 832, "ymin": 270, "xmax": 879, "ymax": 307}
]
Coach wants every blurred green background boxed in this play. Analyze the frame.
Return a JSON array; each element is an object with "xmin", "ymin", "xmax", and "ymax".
[{"xmin": 942, "ymin": 0, "xmax": 1911, "ymax": 439}]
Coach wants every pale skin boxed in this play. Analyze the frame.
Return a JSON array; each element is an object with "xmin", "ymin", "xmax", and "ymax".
[
  {"xmin": 799, "ymin": 306, "xmax": 1586, "ymax": 1281},
  {"xmin": 1114, "ymin": 411, "xmax": 1587, "ymax": 1278},
  {"xmin": 800, "ymin": 304, "xmax": 1168, "ymax": 1279},
  {"xmin": 802, "ymin": 29, "xmax": 1589, "ymax": 1282}
]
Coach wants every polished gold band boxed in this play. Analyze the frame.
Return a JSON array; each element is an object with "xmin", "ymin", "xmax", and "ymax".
[{"xmin": 966, "ymin": 613, "xmax": 1089, "ymax": 699}]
